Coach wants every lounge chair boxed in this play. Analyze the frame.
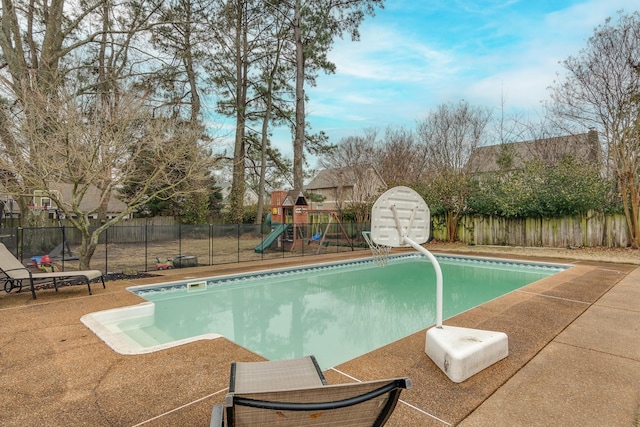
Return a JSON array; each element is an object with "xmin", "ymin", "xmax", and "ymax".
[
  {"xmin": 0, "ymin": 243, "xmax": 104, "ymax": 299},
  {"xmin": 211, "ymin": 356, "xmax": 411, "ymax": 426}
]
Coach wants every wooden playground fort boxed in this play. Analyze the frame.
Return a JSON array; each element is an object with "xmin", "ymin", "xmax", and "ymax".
[{"xmin": 254, "ymin": 190, "xmax": 354, "ymax": 254}]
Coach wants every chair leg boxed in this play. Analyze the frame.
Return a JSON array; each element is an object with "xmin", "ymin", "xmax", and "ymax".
[
  {"xmin": 30, "ymin": 279, "xmax": 37, "ymax": 299},
  {"xmin": 210, "ymin": 404, "xmax": 224, "ymax": 427}
]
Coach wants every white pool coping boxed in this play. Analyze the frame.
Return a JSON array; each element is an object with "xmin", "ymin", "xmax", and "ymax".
[{"xmin": 82, "ymin": 253, "xmax": 572, "ymax": 355}]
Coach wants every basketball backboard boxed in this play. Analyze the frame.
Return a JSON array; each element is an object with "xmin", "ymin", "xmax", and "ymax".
[{"xmin": 370, "ymin": 186, "xmax": 430, "ymax": 247}]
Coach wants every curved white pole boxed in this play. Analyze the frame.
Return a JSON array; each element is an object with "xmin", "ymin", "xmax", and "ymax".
[
  {"xmin": 403, "ymin": 237, "xmax": 443, "ymax": 328},
  {"xmin": 390, "ymin": 205, "xmax": 443, "ymax": 328}
]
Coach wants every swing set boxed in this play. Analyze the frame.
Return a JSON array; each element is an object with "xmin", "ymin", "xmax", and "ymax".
[
  {"xmin": 264, "ymin": 190, "xmax": 354, "ymax": 253},
  {"xmin": 308, "ymin": 212, "xmax": 353, "ymax": 254}
]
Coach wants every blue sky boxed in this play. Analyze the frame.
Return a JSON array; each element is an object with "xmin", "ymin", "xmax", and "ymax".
[
  {"xmin": 262, "ymin": 0, "xmax": 638, "ymax": 162},
  {"xmin": 209, "ymin": 1, "xmax": 638, "ymax": 167}
]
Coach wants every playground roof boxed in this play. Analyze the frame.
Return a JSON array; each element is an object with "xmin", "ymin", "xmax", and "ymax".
[{"xmin": 281, "ymin": 190, "xmax": 307, "ymax": 207}]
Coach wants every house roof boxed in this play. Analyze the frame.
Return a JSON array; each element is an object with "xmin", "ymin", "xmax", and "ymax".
[
  {"xmin": 218, "ymin": 181, "xmax": 259, "ymax": 201},
  {"xmin": 306, "ymin": 165, "xmax": 386, "ymax": 190},
  {"xmin": 0, "ymin": 183, "xmax": 128, "ymax": 215},
  {"xmin": 466, "ymin": 130, "xmax": 600, "ymax": 175},
  {"xmin": 306, "ymin": 168, "xmax": 344, "ymax": 190},
  {"xmin": 52, "ymin": 183, "xmax": 128, "ymax": 213}
]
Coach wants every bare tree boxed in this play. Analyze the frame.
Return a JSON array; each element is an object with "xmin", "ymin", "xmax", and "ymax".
[
  {"xmin": 318, "ymin": 130, "xmax": 383, "ymax": 221},
  {"xmin": 549, "ymin": 11, "xmax": 640, "ymax": 247},
  {"xmin": 319, "ymin": 129, "xmax": 378, "ymax": 170},
  {"xmin": 416, "ymin": 100, "xmax": 492, "ymax": 241},
  {"xmin": 0, "ymin": 0, "xmax": 103, "ymax": 215},
  {"xmin": 376, "ymin": 126, "xmax": 427, "ymax": 186},
  {"xmin": 2, "ymin": 87, "xmax": 214, "ymax": 269},
  {"xmin": 0, "ymin": 0, "xmax": 218, "ymax": 267}
]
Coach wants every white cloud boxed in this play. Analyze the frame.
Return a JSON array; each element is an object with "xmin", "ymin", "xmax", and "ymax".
[
  {"xmin": 326, "ymin": 24, "xmax": 458, "ymax": 84},
  {"xmin": 278, "ymin": 0, "xmax": 640, "ymax": 160}
]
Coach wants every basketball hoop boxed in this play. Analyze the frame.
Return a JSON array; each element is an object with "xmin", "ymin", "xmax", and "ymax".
[
  {"xmin": 369, "ymin": 186, "xmax": 508, "ymax": 382},
  {"xmin": 362, "ymin": 231, "xmax": 391, "ymax": 267},
  {"xmin": 28, "ymin": 205, "xmax": 48, "ymax": 216}
]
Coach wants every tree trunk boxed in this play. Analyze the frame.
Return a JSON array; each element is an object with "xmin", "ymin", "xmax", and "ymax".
[
  {"xmin": 293, "ymin": 0, "xmax": 305, "ymax": 192},
  {"xmin": 182, "ymin": 0, "xmax": 201, "ymax": 123},
  {"xmin": 230, "ymin": 0, "xmax": 247, "ymax": 224},
  {"xmin": 256, "ymin": 93, "xmax": 272, "ymax": 225},
  {"xmin": 255, "ymin": 25, "xmax": 285, "ymax": 225},
  {"xmin": 78, "ymin": 226, "xmax": 100, "ymax": 270},
  {"xmin": 446, "ymin": 211, "xmax": 460, "ymax": 242},
  {"xmin": 620, "ymin": 172, "xmax": 640, "ymax": 248}
]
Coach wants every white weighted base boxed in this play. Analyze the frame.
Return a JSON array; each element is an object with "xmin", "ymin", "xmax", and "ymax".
[{"xmin": 426, "ymin": 325, "xmax": 508, "ymax": 383}]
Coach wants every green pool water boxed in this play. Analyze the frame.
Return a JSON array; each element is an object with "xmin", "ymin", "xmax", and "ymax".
[{"xmin": 119, "ymin": 254, "xmax": 568, "ymax": 369}]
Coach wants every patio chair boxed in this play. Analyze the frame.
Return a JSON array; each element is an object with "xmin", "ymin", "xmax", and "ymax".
[
  {"xmin": 0, "ymin": 243, "xmax": 104, "ymax": 299},
  {"xmin": 210, "ymin": 356, "xmax": 411, "ymax": 427}
]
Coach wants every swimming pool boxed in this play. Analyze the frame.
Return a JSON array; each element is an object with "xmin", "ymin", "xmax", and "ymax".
[{"xmin": 82, "ymin": 253, "xmax": 570, "ymax": 369}]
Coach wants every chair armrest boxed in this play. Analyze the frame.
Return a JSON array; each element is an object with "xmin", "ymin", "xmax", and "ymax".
[{"xmin": 210, "ymin": 404, "xmax": 224, "ymax": 427}]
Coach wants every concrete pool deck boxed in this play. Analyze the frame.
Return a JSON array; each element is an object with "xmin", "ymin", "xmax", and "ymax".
[{"xmin": 1, "ymin": 250, "xmax": 639, "ymax": 426}]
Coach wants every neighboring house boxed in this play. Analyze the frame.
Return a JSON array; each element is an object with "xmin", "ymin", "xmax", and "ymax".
[
  {"xmin": 305, "ymin": 165, "xmax": 387, "ymax": 212},
  {"xmin": 1, "ymin": 183, "xmax": 129, "ymax": 220},
  {"xmin": 53, "ymin": 183, "xmax": 129, "ymax": 219},
  {"xmin": 218, "ymin": 182, "xmax": 260, "ymax": 209},
  {"xmin": 466, "ymin": 129, "xmax": 600, "ymax": 178}
]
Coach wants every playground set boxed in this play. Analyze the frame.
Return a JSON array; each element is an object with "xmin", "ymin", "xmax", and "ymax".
[{"xmin": 254, "ymin": 190, "xmax": 354, "ymax": 254}]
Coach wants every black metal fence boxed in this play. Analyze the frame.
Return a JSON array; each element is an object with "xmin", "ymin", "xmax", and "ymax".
[{"xmin": 0, "ymin": 222, "xmax": 371, "ymax": 274}]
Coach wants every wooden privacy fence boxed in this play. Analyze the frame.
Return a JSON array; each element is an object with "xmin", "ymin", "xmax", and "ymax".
[
  {"xmin": 46, "ymin": 217, "xmax": 181, "ymax": 245},
  {"xmin": 432, "ymin": 211, "xmax": 631, "ymax": 248}
]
